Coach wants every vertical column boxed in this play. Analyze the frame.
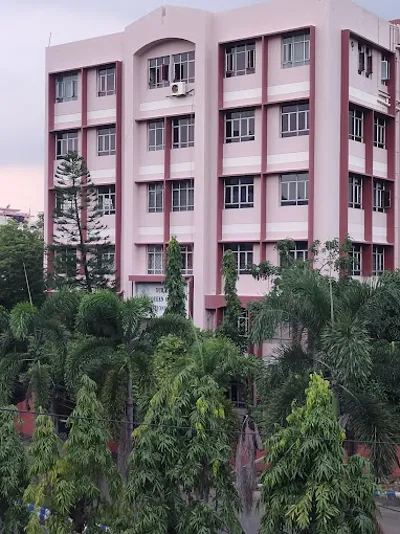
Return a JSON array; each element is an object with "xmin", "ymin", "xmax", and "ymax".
[
  {"xmin": 260, "ymin": 36, "xmax": 268, "ymax": 262},
  {"xmin": 115, "ymin": 61, "xmax": 123, "ymax": 289},
  {"xmin": 362, "ymin": 244, "xmax": 372, "ymax": 277},
  {"xmin": 386, "ymin": 53, "xmax": 397, "ymax": 267},
  {"xmin": 216, "ymin": 45, "xmax": 225, "ymax": 295},
  {"xmin": 308, "ymin": 26, "xmax": 316, "ymax": 248},
  {"xmin": 47, "ymin": 74, "xmax": 56, "ymax": 276},
  {"xmin": 163, "ymin": 117, "xmax": 172, "ymax": 247},
  {"xmin": 339, "ymin": 30, "xmax": 350, "ymax": 243},
  {"xmin": 364, "ymin": 110, "xmax": 373, "ymax": 243}
]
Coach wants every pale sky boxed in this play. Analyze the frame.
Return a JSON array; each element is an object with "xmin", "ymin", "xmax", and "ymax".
[{"xmin": 1, "ymin": 0, "xmax": 398, "ymax": 215}]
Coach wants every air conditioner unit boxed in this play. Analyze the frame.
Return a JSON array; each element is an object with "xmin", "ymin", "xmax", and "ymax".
[{"xmin": 170, "ymin": 82, "xmax": 186, "ymax": 97}]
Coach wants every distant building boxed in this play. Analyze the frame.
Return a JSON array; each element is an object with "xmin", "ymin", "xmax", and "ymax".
[{"xmin": 0, "ymin": 207, "xmax": 30, "ymax": 225}]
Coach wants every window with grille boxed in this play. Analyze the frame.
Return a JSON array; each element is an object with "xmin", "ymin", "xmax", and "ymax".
[
  {"xmin": 55, "ymin": 248, "xmax": 76, "ymax": 277},
  {"xmin": 148, "ymin": 182, "xmax": 164, "ymax": 213},
  {"xmin": 374, "ymin": 116, "xmax": 386, "ymax": 149},
  {"xmin": 280, "ymin": 173, "xmax": 309, "ymax": 206},
  {"xmin": 237, "ymin": 308, "xmax": 250, "ymax": 335},
  {"xmin": 172, "ymin": 179, "xmax": 194, "ymax": 212},
  {"xmin": 172, "ymin": 51, "xmax": 195, "ymax": 83},
  {"xmin": 373, "ymin": 179, "xmax": 388, "ymax": 213},
  {"xmin": 97, "ymin": 66, "xmax": 116, "ymax": 96},
  {"xmin": 148, "ymin": 56, "xmax": 170, "ymax": 88},
  {"xmin": 281, "ymin": 102, "xmax": 309, "ymax": 137},
  {"xmin": 172, "ymin": 116, "xmax": 195, "ymax": 148},
  {"xmin": 98, "ymin": 246, "xmax": 115, "ymax": 270},
  {"xmin": 349, "ymin": 108, "xmax": 364, "ymax": 142},
  {"xmin": 180, "ymin": 244, "xmax": 193, "ymax": 275},
  {"xmin": 55, "ymin": 73, "xmax": 78, "ymax": 102},
  {"xmin": 148, "ymin": 120, "xmax": 165, "ymax": 151},
  {"xmin": 351, "ymin": 244, "xmax": 362, "ymax": 276},
  {"xmin": 225, "ymin": 109, "xmax": 255, "ymax": 143},
  {"xmin": 225, "ymin": 42, "xmax": 256, "ymax": 77},
  {"xmin": 358, "ymin": 44, "xmax": 373, "ymax": 77},
  {"xmin": 97, "ymin": 185, "xmax": 116, "ymax": 215},
  {"xmin": 223, "ymin": 243, "xmax": 253, "ymax": 274},
  {"xmin": 56, "ymin": 131, "xmax": 78, "ymax": 159},
  {"xmin": 97, "ymin": 127, "xmax": 116, "ymax": 156},
  {"xmin": 224, "ymin": 177, "xmax": 254, "ymax": 209},
  {"xmin": 372, "ymin": 245, "xmax": 385, "ymax": 276},
  {"xmin": 147, "ymin": 245, "xmax": 164, "ymax": 275},
  {"xmin": 348, "ymin": 175, "xmax": 363, "ymax": 209},
  {"xmin": 282, "ymin": 32, "xmax": 310, "ymax": 68},
  {"xmin": 55, "ymin": 192, "xmax": 74, "ymax": 216},
  {"xmin": 280, "ymin": 241, "xmax": 308, "ymax": 266}
]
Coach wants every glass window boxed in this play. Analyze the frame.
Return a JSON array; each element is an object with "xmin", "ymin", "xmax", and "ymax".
[
  {"xmin": 98, "ymin": 246, "xmax": 115, "ymax": 270},
  {"xmin": 374, "ymin": 116, "xmax": 386, "ymax": 149},
  {"xmin": 351, "ymin": 244, "xmax": 362, "ymax": 276},
  {"xmin": 55, "ymin": 192, "xmax": 74, "ymax": 216},
  {"xmin": 148, "ymin": 182, "xmax": 164, "ymax": 213},
  {"xmin": 373, "ymin": 179, "xmax": 388, "ymax": 213},
  {"xmin": 97, "ymin": 66, "xmax": 116, "ymax": 96},
  {"xmin": 148, "ymin": 120, "xmax": 165, "ymax": 151},
  {"xmin": 55, "ymin": 73, "xmax": 78, "ymax": 103},
  {"xmin": 225, "ymin": 42, "xmax": 256, "ymax": 77},
  {"xmin": 56, "ymin": 131, "xmax": 78, "ymax": 159},
  {"xmin": 172, "ymin": 180, "xmax": 194, "ymax": 212},
  {"xmin": 280, "ymin": 173, "xmax": 309, "ymax": 206},
  {"xmin": 172, "ymin": 51, "xmax": 195, "ymax": 83},
  {"xmin": 281, "ymin": 102, "xmax": 309, "ymax": 137},
  {"xmin": 148, "ymin": 56, "xmax": 170, "ymax": 88},
  {"xmin": 348, "ymin": 175, "xmax": 363, "ymax": 209},
  {"xmin": 349, "ymin": 108, "xmax": 364, "ymax": 142},
  {"xmin": 282, "ymin": 32, "xmax": 310, "ymax": 68},
  {"xmin": 225, "ymin": 109, "xmax": 255, "ymax": 143},
  {"xmin": 147, "ymin": 245, "xmax": 164, "ymax": 275},
  {"xmin": 55, "ymin": 248, "xmax": 76, "ymax": 277},
  {"xmin": 372, "ymin": 245, "xmax": 385, "ymax": 276},
  {"xmin": 97, "ymin": 185, "xmax": 116, "ymax": 215},
  {"xmin": 172, "ymin": 116, "xmax": 195, "ymax": 149},
  {"xmin": 180, "ymin": 244, "xmax": 193, "ymax": 275},
  {"xmin": 224, "ymin": 177, "xmax": 254, "ymax": 209},
  {"xmin": 97, "ymin": 127, "xmax": 116, "ymax": 156},
  {"xmin": 223, "ymin": 243, "xmax": 253, "ymax": 274}
]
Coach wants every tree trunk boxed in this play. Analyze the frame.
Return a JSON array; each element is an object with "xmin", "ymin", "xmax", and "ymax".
[{"xmin": 118, "ymin": 369, "xmax": 135, "ymax": 482}]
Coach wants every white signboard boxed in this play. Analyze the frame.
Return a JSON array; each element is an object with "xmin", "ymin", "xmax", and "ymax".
[{"xmin": 136, "ymin": 282, "xmax": 189, "ymax": 318}]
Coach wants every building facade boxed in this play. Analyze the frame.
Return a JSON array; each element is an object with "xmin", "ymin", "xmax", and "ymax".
[
  {"xmin": 0, "ymin": 207, "xmax": 30, "ymax": 225},
  {"xmin": 45, "ymin": 0, "xmax": 400, "ymax": 331}
]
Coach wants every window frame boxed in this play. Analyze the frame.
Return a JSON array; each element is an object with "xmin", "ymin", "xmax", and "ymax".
[
  {"xmin": 172, "ymin": 51, "xmax": 195, "ymax": 83},
  {"xmin": 223, "ymin": 243, "xmax": 254, "ymax": 275},
  {"xmin": 97, "ymin": 185, "xmax": 116, "ymax": 216},
  {"xmin": 172, "ymin": 115, "xmax": 195, "ymax": 149},
  {"xmin": 349, "ymin": 108, "xmax": 364, "ymax": 142},
  {"xmin": 351, "ymin": 244, "xmax": 362, "ymax": 276},
  {"xmin": 372, "ymin": 245, "xmax": 385, "ymax": 276},
  {"xmin": 171, "ymin": 179, "xmax": 194, "ymax": 212},
  {"xmin": 280, "ymin": 173, "xmax": 309, "ymax": 206},
  {"xmin": 97, "ymin": 126, "xmax": 116, "ymax": 156},
  {"xmin": 282, "ymin": 32, "xmax": 310, "ymax": 68},
  {"xmin": 55, "ymin": 73, "xmax": 78, "ymax": 103},
  {"xmin": 224, "ymin": 177, "xmax": 254, "ymax": 209},
  {"xmin": 373, "ymin": 179, "xmax": 386, "ymax": 213},
  {"xmin": 55, "ymin": 247, "xmax": 77, "ymax": 278},
  {"xmin": 98, "ymin": 246, "xmax": 115, "ymax": 270},
  {"xmin": 148, "ymin": 56, "xmax": 170, "ymax": 89},
  {"xmin": 148, "ymin": 182, "xmax": 164, "ymax": 213},
  {"xmin": 225, "ymin": 41, "xmax": 256, "ymax": 77},
  {"xmin": 281, "ymin": 102, "xmax": 310, "ymax": 137},
  {"xmin": 148, "ymin": 120, "xmax": 165, "ymax": 151},
  {"xmin": 224, "ymin": 109, "xmax": 255, "ymax": 143},
  {"xmin": 374, "ymin": 116, "xmax": 386, "ymax": 149},
  {"xmin": 180, "ymin": 244, "xmax": 193, "ymax": 275},
  {"xmin": 97, "ymin": 66, "xmax": 116, "ymax": 96},
  {"xmin": 56, "ymin": 131, "xmax": 78, "ymax": 159},
  {"xmin": 348, "ymin": 175, "xmax": 363, "ymax": 209},
  {"xmin": 147, "ymin": 244, "xmax": 164, "ymax": 275},
  {"xmin": 55, "ymin": 191, "xmax": 74, "ymax": 216}
]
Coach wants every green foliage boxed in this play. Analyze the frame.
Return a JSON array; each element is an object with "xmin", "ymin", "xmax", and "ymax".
[
  {"xmin": 0, "ymin": 408, "xmax": 28, "ymax": 532},
  {"xmin": 0, "ymin": 220, "xmax": 45, "ymax": 310},
  {"xmin": 50, "ymin": 151, "xmax": 116, "ymax": 292},
  {"xmin": 260, "ymin": 374, "xmax": 379, "ymax": 534},
  {"xmin": 164, "ymin": 236, "xmax": 186, "ymax": 317}
]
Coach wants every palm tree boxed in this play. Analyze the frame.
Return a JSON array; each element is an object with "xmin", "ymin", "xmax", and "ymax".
[{"xmin": 250, "ymin": 265, "xmax": 400, "ymax": 478}]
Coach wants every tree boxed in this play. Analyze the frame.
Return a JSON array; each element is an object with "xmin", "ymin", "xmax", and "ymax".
[
  {"xmin": 50, "ymin": 151, "xmax": 115, "ymax": 292},
  {"xmin": 0, "ymin": 220, "xmax": 44, "ymax": 309},
  {"xmin": 164, "ymin": 236, "xmax": 186, "ymax": 317},
  {"xmin": 260, "ymin": 374, "xmax": 380, "ymax": 534},
  {"xmin": 0, "ymin": 408, "xmax": 28, "ymax": 532}
]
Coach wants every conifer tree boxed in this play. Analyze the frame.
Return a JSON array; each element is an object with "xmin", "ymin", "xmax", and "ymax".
[
  {"xmin": 164, "ymin": 236, "xmax": 186, "ymax": 317},
  {"xmin": 50, "ymin": 151, "xmax": 115, "ymax": 292}
]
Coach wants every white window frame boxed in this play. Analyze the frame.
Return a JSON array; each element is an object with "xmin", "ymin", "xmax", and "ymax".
[
  {"xmin": 180, "ymin": 244, "xmax": 193, "ymax": 275},
  {"xmin": 97, "ymin": 185, "xmax": 116, "ymax": 215},
  {"xmin": 372, "ymin": 245, "xmax": 385, "ymax": 276},
  {"xmin": 98, "ymin": 247, "xmax": 115, "ymax": 270},
  {"xmin": 282, "ymin": 32, "xmax": 310, "ymax": 68},
  {"xmin": 55, "ymin": 73, "xmax": 78, "ymax": 103},
  {"xmin": 172, "ymin": 51, "xmax": 195, "ymax": 83},
  {"xmin": 225, "ymin": 42, "xmax": 256, "ymax": 77},
  {"xmin": 351, "ymin": 244, "xmax": 362, "ymax": 276},
  {"xmin": 381, "ymin": 57, "xmax": 390, "ymax": 84},
  {"xmin": 56, "ymin": 248, "xmax": 77, "ymax": 277},
  {"xmin": 349, "ymin": 108, "xmax": 364, "ymax": 142},
  {"xmin": 374, "ymin": 116, "xmax": 386, "ymax": 149},
  {"xmin": 280, "ymin": 173, "xmax": 309, "ymax": 206},
  {"xmin": 148, "ymin": 182, "xmax": 164, "ymax": 213},
  {"xmin": 348, "ymin": 175, "xmax": 363, "ymax": 209},
  {"xmin": 148, "ymin": 120, "xmax": 165, "ymax": 151},
  {"xmin": 224, "ymin": 177, "xmax": 254, "ymax": 209},
  {"xmin": 223, "ymin": 243, "xmax": 254, "ymax": 275},
  {"xmin": 280, "ymin": 241, "xmax": 308, "ymax": 266},
  {"xmin": 55, "ymin": 192, "xmax": 74, "ymax": 216},
  {"xmin": 225, "ymin": 109, "xmax": 255, "ymax": 143},
  {"xmin": 148, "ymin": 56, "xmax": 170, "ymax": 89},
  {"xmin": 281, "ymin": 102, "xmax": 309, "ymax": 137},
  {"xmin": 373, "ymin": 179, "xmax": 386, "ymax": 213},
  {"xmin": 97, "ymin": 66, "xmax": 116, "ymax": 96},
  {"xmin": 97, "ymin": 127, "xmax": 116, "ymax": 156},
  {"xmin": 56, "ymin": 131, "xmax": 78, "ymax": 159},
  {"xmin": 172, "ymin": 116, "xmax": 195, "ymax": 149},
  {"xmin": 147, "ymin": 245, "xmax": 164, "ymax": 275},
  {"xmin": 237, "ymin": 309, "xmax": 250, "ymax": 335},
  {"xmin": 172, "ymin": 179, "xmax": 194, "ymax": 212}
]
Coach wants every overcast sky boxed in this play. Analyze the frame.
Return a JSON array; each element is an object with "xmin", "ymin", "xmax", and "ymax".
[{"xmin": 1, "ymin": 0, "xmax": 398, "ymax": 214}]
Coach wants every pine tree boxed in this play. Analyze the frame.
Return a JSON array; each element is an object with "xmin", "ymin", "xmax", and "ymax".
[
  {"xmin": 50, "ymin": 151, "xmax": 116, "ymax": 292},
  {"xmin": 164, "ymin": 236, "xmax": 186, "ymax": 317}
]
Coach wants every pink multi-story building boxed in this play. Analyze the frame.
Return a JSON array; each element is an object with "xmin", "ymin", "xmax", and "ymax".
[{"xmin": 45, "ymin": 0, "xmax": 400, "ymax": 332}]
